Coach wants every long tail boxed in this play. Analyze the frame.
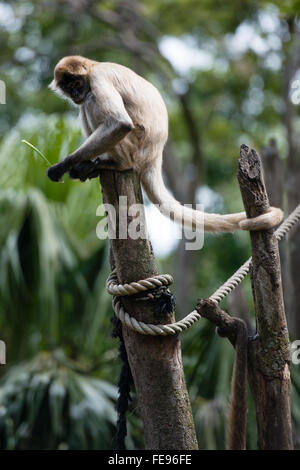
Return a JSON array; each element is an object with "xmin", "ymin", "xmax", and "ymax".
[{"xmin": 141, "ymin": 165, "xmax": 283, "ymax": 233}]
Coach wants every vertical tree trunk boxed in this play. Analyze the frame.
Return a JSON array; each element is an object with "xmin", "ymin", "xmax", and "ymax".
[
  {"xmin": 261, "ymin": 139, "xmax": 285, "ymax": 209},
  {"xmin": 287, "ymin": 159, "xmax": 300, "ymax": 337},
  {"xmin": 99, "ymin": 169, "xmax": 198, "ymax": 450},
  {"xmin": 261, "ymin": 140, "xmax": 292, "ymax": 332},
  {"xmin": 282, "ymin": 23, "xmax": 300, "ymax": 339},
  {"xmin": 238, "ymin": 145, "xmax": 293, "ymax": 450}
]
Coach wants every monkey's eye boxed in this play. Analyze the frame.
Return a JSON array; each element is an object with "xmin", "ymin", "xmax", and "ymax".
[{"xmin": 74, "ymin": 80, "xmax": 82, "ymax": 88}]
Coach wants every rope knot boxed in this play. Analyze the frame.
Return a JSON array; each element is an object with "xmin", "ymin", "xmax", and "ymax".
[{"xmin": 106, "ymin": 269, "xmax": 200, "ymax": 335}]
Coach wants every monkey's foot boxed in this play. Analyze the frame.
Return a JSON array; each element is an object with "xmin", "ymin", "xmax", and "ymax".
[
  {"xmin": 69, "ymin": 158, "xmax": 102, "ymax": 181},
  {"xmin": 47, "ymin": 162, "xmax": 67, "ymax": 182}
]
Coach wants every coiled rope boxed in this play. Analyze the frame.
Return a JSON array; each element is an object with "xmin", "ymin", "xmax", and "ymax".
[{"xmin": 106, "ymin": 204, "xmax": 300, "ymax": 336}]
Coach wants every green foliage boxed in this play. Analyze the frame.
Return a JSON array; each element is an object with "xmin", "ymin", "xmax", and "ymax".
[
  {"xmin": 0, "ymin": 114, "xmax": 144, "ymax": 449},
  {"xmin": 0, "ymin": 352, "xmax": 118, "ymax": 450}
]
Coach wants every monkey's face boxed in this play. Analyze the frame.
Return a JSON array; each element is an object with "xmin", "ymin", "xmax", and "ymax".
[{"xmin": 59, "ymin": 73, "xmax": 90, "ymax": 104}]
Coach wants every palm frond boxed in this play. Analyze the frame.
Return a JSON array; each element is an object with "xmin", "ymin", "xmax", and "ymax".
[{"xmin": 0, "ymin": 352, "xmax": 118, "ymax": 450}]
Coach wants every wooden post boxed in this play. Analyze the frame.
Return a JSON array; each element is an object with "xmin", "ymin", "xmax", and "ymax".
[
  {"xmin": 262, "ymin": 140, "xmax": 292, "ymax": 331},
  {"xmin": 99, "ymin": 169, "xmax": 198, "ymax": 450},
  {"xmin": 237, "ymin": 145, "xmax": 293, "ymax": 450}
]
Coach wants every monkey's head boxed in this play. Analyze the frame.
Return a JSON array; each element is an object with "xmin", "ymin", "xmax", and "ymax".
[{"xmin": 50, "ymin": 56, "xmax": 93, "ymax": 105}]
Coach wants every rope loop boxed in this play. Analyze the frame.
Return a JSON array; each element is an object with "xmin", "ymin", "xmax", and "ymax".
[
  {"xmin": 106, "ymin": 204, "xmax": 300, "ymax": 336},
  {"xmin": 106, "ymin": 270, "xmax": 173, "ymax": 296}
]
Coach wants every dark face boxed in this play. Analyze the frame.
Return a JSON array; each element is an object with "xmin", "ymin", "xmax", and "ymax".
[{"xmin": 59, "ymin": 73, "xmax": 90, "ymax": 104}]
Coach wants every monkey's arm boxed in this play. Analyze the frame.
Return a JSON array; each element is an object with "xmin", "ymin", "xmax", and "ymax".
[{"xmin": 47, "ymin": 80, "xmax": 134, "ymax": 182}]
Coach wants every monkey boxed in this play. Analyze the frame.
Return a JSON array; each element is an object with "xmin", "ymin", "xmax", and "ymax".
[{"xmin": 48, "ymin": 56, "xmax": 283, "ymax": 233}]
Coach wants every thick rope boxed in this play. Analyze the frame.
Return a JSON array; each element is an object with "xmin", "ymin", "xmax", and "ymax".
[
  {"xmin": 107, "ymin": 204, "xmax": 300, "ymax": 336},
  {"xmin": 210, "ymin": 203, "xmax": 300, "ymax": 303},
  {"xmin": 106, "ymin": 270, "xmax": 174, "ymax": 296}
]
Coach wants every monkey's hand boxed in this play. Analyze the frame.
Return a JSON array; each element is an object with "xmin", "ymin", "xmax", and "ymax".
[{"xmin": 47, "ymin": 161, "xmax": 69, "ymax": 182}]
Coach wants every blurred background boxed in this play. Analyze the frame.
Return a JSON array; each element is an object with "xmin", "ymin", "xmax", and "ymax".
[{"xmin": 0, "ymin": 0, "xmax": 300, "ymax": 450}]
